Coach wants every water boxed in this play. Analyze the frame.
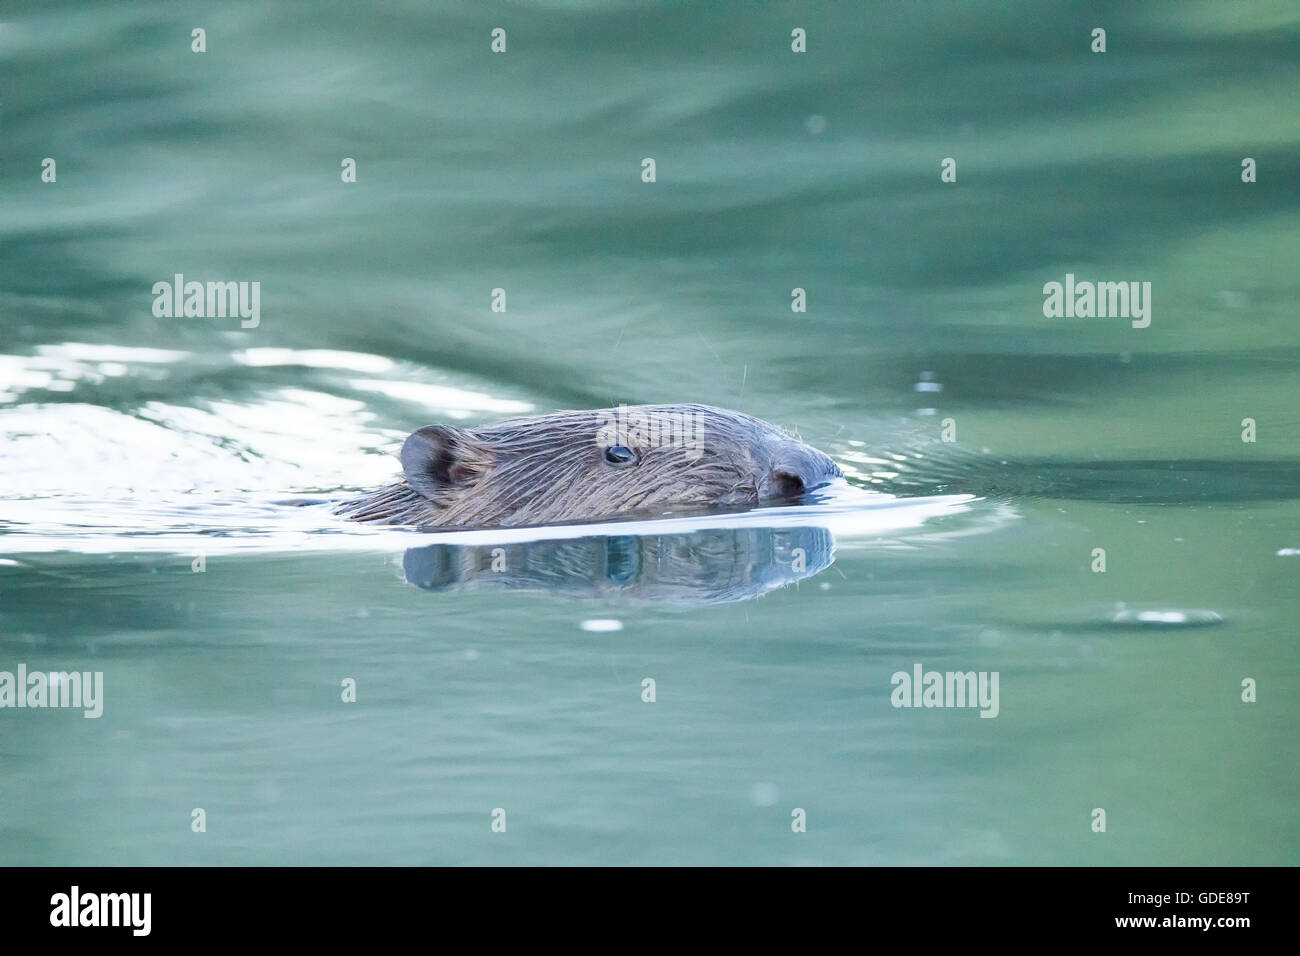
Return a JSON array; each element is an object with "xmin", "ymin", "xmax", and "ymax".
[{"xmin": 2, "ymin": 0, "xmax": 1298, "ymax": 865}]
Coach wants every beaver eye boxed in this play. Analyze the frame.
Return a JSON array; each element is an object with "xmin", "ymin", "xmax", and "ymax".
[{"xmin": 604, "ymin": 445, "xmax": 636, "ymax": 466}]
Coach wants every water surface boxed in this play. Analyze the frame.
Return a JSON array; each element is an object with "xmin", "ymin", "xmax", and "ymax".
[{"xmin": 1, "ymin": 0, "xmax": 1298, "ymax": 865}]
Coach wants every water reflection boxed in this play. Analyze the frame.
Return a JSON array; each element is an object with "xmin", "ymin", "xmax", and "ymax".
[{"xmin": 402, "ymin": 525, "xmax": 835, "ymax": 606}]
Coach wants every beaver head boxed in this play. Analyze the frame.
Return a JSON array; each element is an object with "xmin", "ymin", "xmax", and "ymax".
[{"xmin": 339, "ymin": 404, "xmax": 842, "ymax": 530}]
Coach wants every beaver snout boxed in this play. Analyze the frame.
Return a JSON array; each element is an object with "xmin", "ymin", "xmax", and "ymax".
[
  {"xmin": 758, "ymin": 445, "xmax": 842, "ymax": 501},
  {"xmin": 758, "ymin": 470, "xmax": 809, "ymax": 500}
]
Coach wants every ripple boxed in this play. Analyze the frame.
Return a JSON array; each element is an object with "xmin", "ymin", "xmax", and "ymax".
[
  {"xmin": 347, "ymin": 379, "xmax": 533, "ymax": 417},
  {"xmin": 579, "ymin": 619, "xmax": 623, "ymax": 633},
  {"xmin": 234, "ymin": 348, "xmax": 395, "ymax": 374},
  {"xmin": 1110, "ymin": 607, "xmax": 1224, "ymax": 628}
]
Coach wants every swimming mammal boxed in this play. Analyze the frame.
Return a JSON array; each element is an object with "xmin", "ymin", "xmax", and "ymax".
[{"xmin": 337, "ymin": 404, "xmax": 842, "ymax": 530}]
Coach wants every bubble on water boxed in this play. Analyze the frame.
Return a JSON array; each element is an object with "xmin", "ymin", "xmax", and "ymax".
[
  {"xmin": 580, "ymin": 619, "xmax": 623, "ymax": 632},
  {"xmin": 749, "ymin": 782, "xmax": 779, "ymax": 807},
  {"xmin": 804, "ymin": 114, "xmax": 826, "ymax": 136},
  {"xmin": 464, "ymin": 648, "xmax": 479, "ymax": 661},
  {"xmin": 1111, "ymin": 608, "xmax": 1223, "ymax": 628}
]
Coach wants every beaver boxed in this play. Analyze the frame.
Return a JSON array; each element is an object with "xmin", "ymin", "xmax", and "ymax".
[{"xmin": 337, "ymin": 403, "xmax": 842, "ymax": 530}]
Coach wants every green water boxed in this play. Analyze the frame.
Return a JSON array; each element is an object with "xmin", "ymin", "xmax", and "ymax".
[{"xmin": 1, "ymin": 0, "xmax": 1297, "ymax": 865}]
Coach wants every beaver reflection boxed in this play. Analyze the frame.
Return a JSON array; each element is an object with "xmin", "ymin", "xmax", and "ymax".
[{"xmin": 401, "ymin": 525, "xmax": 834, "ymax": 606}]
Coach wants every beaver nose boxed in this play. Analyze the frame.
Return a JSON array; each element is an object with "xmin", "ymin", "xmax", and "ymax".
[
  {"xmin": 759, "ymin": 444, "xmax": 840, "ymax": 501},
  {"xmin": 758, "ymin": 469, "xmax": 808, "ymax": 501}
]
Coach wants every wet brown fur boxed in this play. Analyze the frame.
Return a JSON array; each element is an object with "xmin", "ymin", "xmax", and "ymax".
[{"xmin": 337, "ymin": 404, "xmax": 841, "ymax": 530}]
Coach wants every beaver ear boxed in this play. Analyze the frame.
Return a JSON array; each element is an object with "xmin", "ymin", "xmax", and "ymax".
[{"xmin": 400, "ymin": 425, "xmax": 487, "ymax": 498}]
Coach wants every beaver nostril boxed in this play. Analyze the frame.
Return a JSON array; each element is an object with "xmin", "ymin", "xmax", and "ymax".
[{"xmin": 765, "ymin": 470, "xmax": 806, "ymax": 499}]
